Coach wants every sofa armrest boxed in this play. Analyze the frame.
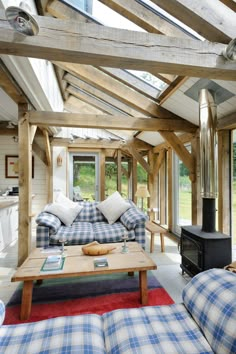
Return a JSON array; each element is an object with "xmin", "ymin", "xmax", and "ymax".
[
  {"xmin": 36, "ymin": 212, "xmax": 61, "ymax": 234},
  {"xmin": 36, "ymin": 225, "xmax": 50, "ymax": 248},
  {"xmin": 182, "ymin": 268, "xmax": 236, "ymax": 354},
  {"xmin": 120, "ymin": 207, "xmax": 147, "ymax": 230}
]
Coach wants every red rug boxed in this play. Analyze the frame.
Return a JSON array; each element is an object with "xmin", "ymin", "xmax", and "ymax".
[
  {"xmin": 4, "ymin": 288, "xmax": 174, "ymax": 325},
  {"xmin": 4, "ymin": 273, "xmax": 174, "ymax": 324}
]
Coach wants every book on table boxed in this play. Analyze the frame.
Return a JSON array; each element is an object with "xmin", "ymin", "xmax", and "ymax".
[
  {"xmin": 41, "ymin": 255, "xmax": 64, "ymax": 272},
  {"xmin": 94, "ymin": 257, "xmax": 108, "ymax": 268}
]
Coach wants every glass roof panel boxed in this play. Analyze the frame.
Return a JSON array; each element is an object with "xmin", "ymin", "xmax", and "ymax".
[
  {"xmin": 140, "ymin": 0, "xmax": 204, "ymax": 40},
  {"xmin": 127, "ymin": 70, "xmax": 167, "ymax": 91}
]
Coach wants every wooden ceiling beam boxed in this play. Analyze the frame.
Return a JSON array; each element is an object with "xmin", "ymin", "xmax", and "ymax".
[
  {"xmin": 217, "ymin": 112, "xmax": 236, "ymax": 130},
  {"xmin": 97, "ymin": 67, "xmax": 160, "ymax": 101},
  {"xmin": 47, "ymin": 0, "xmax": 175, "ymax": 86},
  {"xmin": 219, "ymin": 0, "xmax": 236, "ymax": 12},
  {"xmin": 99, "ymin": 0, "xmax": 188, "ymax": 38},
  {"xmin": 64, "ymin": 73, "xmax": 142, "ymax": 116},
  {"xmin": 32, "ymin": 140, "xmax": 47, "ymax": 165},
  {"xmin": 66, "ymin": 85, "xmax": 121, "ymax": 115},
  {"xmin": 28, "ymin": 111, "xmax": 197, "ymax": 132},
  {"xmin": 151, "ymin": 0, "xmax": 235, "ymax": 43},
  {"xmin": 159, "ymin": 131, "xmax": 194, "ymax": 173},
  {"xmin": 0, "ymin": 60, "xmax": 27, "ymax": 104},
  {"xmin": 65, "ymin": 95, "xmax": 105, "ymax": 115},
  {"xmin": 0, "ymin": 13, "xmax": 234, "ymax": 80},
  {"xmin": 153, "ymin": 149, "xmax": 166, "ymax": 176},
  {"xmin": 127, "ymin": 143, "xmax": 152, "ymax": 174},
  {"xmin": 153, "ymin": 133, "xmax": 195, "ymax": 153},
  {"xmin": 56, "ymin": 63, "xmax": 186, "ymax": 119},
  {"xmin": 42, "ymin": 129, "xmax": 51, "ymax": 166}
]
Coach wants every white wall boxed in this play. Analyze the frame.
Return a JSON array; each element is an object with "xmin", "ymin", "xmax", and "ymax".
[
  {"xmin": 52, "ymin": 146, "xmax": 68, "ymax": 200},
  {"xmin": 0, "ymin": 136, "xmax": 48, "ymax": 227}
]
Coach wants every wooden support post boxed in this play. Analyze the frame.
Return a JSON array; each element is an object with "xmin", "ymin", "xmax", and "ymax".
[
  {"xmin": 100, "ymin": 149, "xmax": 106, "ymax": 201},
  {"xmin": 148, "ymin": 151, "xmax": 157, "ymax": 221},
  {"xmin": 18, "ymin": 105, "xmax": 32, "ymax": 266},
  {"xmin": 160, "ymin": 152, "xmax": 166, "ymax": 225},
  {"xmin": 117, "ymin": 149, "xmax": 122, "ymax": 193},
  {"xmin": 132, "ymin": 157, "xmax": 137, "ymax": 204},
  {"xmin": 167, "ymin": 148, "xmax": 173, "ymax": 230},
  {"xmin": 191, "ymin": 135, "xmax": 202, "ymax": 225},
  {"xmin": 218, "ymin": 130, "xmax": 231, "ymax": 235}
]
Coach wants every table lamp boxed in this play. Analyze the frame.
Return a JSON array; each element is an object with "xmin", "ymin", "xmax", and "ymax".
[{"xmin": 135, "ymin": 186, "xmax": 150, "ymax": 211}]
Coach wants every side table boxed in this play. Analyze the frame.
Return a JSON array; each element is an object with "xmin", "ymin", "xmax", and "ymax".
[{"xmin": 145, "ymin": 221, "xmax": 167, "ymax": 253}]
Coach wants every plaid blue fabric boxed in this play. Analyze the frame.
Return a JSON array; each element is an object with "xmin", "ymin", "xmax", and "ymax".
[
  {"xmin": 36, "ymin": 212, "xmax": 61, "ymax": 234},
  {"xmin": 75, "ymin": 202, "xmax": 106, "ymax": 223},
  {"xmin": 120, "ymin": 207, "xmax": 147, "ymax": 230},
  {"xmin": 36, "ymin": 225, "xmax": 50, "ymax": 248},
  {"xmin": 93, "ymin": 222, "xmax": 135, "ymax": 243},
  {"xmin": 183, "ymin": 268, "xmax": 236, "ymax": 354},
  {"xmin": 52, "ymin": 222, "xmax": 94, "ymax": 245},
  {"xmin": 134, "ymin": 222, "xmax": 146, "ymax": 249},
  {"xmin": 103, "ymin": 304, "xmax": 213, "ymax": 354},
  {"xmin": 0, "ymin": 301, "xmax": 5, "ymax": 326},
  {"xmin": 36, "ymin": 202, "xmax": 146, "ymax": 248},
  {"xmin": 0, "ymin": 314, "xmax": 106, "ymax": 354}
]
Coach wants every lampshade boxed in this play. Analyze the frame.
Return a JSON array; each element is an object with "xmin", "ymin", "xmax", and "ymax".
[{"xmin": 135, "ymin": 186, "xmax": 150, "ymax": 198}]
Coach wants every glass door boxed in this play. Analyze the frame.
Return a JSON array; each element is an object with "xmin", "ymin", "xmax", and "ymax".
[{"xmin": 69, "ymin": 153, "xmax": 99, "ymax": 201}]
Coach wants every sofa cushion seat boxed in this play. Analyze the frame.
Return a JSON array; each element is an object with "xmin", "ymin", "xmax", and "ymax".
[
  {"xmin": 0, "ymin": 314, "xmax": 106, "ymax": 354},
  {"xmin": 92, "ymin": 222, "xmax": 135, "ymax": 243},
  {"xmin": 51, "ymin": 222, "xmax": 94, "ymax": 245},
  {"xmin": 103, "ymin": 304, "xmax": 214, "ymax": 354}
]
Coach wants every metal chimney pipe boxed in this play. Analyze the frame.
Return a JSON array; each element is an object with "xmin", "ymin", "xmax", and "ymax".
[{"xmin": 199, "ymin": 89, "xmax": 218, "ymax": 232}]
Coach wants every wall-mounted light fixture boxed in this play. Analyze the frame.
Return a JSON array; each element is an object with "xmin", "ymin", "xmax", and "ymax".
[
  {"xmin": 12, "ymin": 136, "xmax": 18, "ymax": 143},
  {"xmin": 5, "ymin": 2, "xmax": 39, "ymax": 36},
  {"xmin": 57, "ymin": 154, "xmax": 63, "ymax": 167}
]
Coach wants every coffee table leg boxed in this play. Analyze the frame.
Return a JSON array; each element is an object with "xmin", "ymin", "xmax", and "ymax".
[
  {"xmin": 139, "ymin": 271, "xmax": 148, "ymax": 305},
  {"xmin": 20, "ymin": 280, "xmax": 33, "ymax": 320}
]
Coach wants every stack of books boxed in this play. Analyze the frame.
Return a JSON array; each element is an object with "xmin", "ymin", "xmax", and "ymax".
[{"xmin": 41, "ymin": 255, "xmax": 64, "ymax": 272}]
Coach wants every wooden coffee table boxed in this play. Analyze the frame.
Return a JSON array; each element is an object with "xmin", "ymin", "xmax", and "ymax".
[{"xmin": 11, "ymin": 242, "xmax": 157, "ymax": 320}]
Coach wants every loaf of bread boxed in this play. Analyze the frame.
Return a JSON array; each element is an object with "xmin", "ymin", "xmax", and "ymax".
[{"xmin": 82, "ymin": 241, "xmax": 116, "ymax": 256}]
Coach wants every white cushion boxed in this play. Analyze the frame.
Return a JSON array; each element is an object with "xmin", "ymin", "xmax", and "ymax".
[
  {"xmin": 44, "ymin": 203, "xmax": 83, "ymax": 226},
  {"xmin": 55, "ymin": 192, "xmax": 78, "ymax": 209},
  {"xmin": 97, "ymin": 191, "xmax": 130, "ymax": 224}
]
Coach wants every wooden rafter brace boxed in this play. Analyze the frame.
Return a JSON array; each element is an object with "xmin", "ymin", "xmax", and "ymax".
[
  {"xmin": 159, "ymin": 131, "xmax": 195, "ymax": 182},
  {"xmin": 127, "ymin": 142, "xmax": 152, "ymax": 175},
  {"xmin": 152, "ymin": 149, "xmax": 166, "ymax": 176},
  {"xmin": 32, "ymin": 141, "xmax": 47, "ymax": 165},
  {"xmin": 42, "ymin": 129, "xmax": 52, "ymax": 166}
]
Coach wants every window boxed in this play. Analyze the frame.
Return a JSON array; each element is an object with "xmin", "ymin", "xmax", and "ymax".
[{"xmin": 173, "ymin": 146, "xmax": 192, "ymax": 235}]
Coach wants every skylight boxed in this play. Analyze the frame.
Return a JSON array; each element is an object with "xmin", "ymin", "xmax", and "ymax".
[
  {"xmin": 127, "ymin": 70, "xmax": 167, "ymax": 91},
  {"xmin": 92, "ymin": 0, "xmax": 144, "ymax": 31},
  {"xmin": 140, "ymin": 0, "xmax": 205, "ymax": 41}
]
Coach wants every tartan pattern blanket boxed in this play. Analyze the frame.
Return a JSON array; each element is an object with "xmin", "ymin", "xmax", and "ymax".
[
  {"xmin": 0, "ymin": 269, "xmax": 235, "ymax": 354},
  {"xmin": 36, "ymin": 201, "xmax": 146, "ymax": 248}
]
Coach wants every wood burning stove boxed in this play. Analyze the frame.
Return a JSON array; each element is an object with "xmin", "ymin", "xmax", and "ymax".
[
  {"xmin": 181, "ymin": 225, "xmax": 231, "ymax": 277},
  {"xmin": 180, "ymin": 89, "xmax": 232, "ymax": 277}
]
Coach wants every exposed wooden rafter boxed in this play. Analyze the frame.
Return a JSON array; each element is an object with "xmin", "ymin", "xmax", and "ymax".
[
  {"xmin": 159, "ymin": 131, "xmax": 195, "ymax": 179},
  {"xmin": 0, "ymin": 13, "xmax": 234, "ymax": 80},
  {"xmin": 28, "ymin": 111, "xmax": 197, "ymax": 133},
  {"xmin": 151, "ymin": 0, "xmax": 235, "ymax": 43},
  {"xmin": 56, "ymin": 63, "xmax": 182, "ymax": 119}
]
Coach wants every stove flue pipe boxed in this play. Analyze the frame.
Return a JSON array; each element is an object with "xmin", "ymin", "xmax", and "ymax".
[{"xmin": 199, "ymin": 89, "xmax": 218, "ymax": 232}]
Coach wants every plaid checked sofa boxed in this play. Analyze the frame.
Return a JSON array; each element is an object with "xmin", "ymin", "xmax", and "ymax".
[
  {"xmin": 36, "ymin": 200, "xmax": 147, "ymax": 249},
  {"xmin": 0, "ymin": 269, "xmax": 235, "ymax": 353}
]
